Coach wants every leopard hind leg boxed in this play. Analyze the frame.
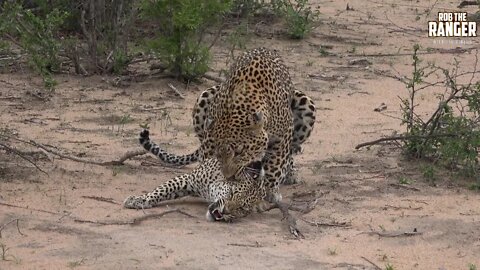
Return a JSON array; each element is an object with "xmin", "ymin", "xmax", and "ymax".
[{"xmin": 283, "ymin": 90, "xmax": 316, "ymax": 185}]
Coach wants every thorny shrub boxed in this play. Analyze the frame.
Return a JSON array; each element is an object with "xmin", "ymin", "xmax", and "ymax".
[{"xmin": 400, "ymin": 44, "xmax": 479, "ymax": 183}]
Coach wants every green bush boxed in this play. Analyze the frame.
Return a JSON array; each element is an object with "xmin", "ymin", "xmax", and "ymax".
[
  {"xmin": 400, "ymin": 44, "xmax": 480, "ymax": 180},
  {"xmin": 0, "ymin": 1, "xmax": 68, "ymax": 89},
  {"xmin": 0, "ymin": 0, "xmax": 136, "ymax": 80},
  {"xmin": 112, "ymin": 50, "xmax": 130, "ymax": 75},
  {"xmin": 141, "ymin": 0, "xmax": 232, "ymax": 81},
  {"xmin": 231, "ymin": 0, "xmax": 267, "ymax": 17},
  {"xmin": 274, "ymin": 0, "xmax": 319, "ymax": 39}
]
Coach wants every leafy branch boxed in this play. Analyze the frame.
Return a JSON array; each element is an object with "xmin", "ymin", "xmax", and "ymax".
[{"xmin": 357, "ymin": 45, "xmax": 480, "ymax": 179}]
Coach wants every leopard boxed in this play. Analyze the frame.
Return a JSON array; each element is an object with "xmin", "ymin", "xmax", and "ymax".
[
  {"xmin": 150, "ymin": 87, "xmax": 316, "ymax": 170},
  {"xmin": 193, "ymin": 86, "xmax": 316, "ymax": 185},
  {"xmin": 142, "ymin": 47, "xmax": 316, "ymax": 203},
  {"xmin": 124, "ymin": 130, "xmax": 268, "ymax": 222}
]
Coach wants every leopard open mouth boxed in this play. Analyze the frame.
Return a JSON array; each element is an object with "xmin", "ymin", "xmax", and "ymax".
[{"xmin": 210, "ymin": 209, "xmax": 223, "ymax": 221}]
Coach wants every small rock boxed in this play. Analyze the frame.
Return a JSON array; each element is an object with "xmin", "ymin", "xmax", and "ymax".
[
  {"xmin": 349, "ymin": 58, "xmax": 372, "ymax": 66},
  {"xmin": 374, "ymin": 103, "xmax": 387, "ymax": 112}
]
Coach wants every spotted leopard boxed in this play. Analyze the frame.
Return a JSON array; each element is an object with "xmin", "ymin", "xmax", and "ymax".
[
  {"xmin": 150, "ymin": 86, "xmax": 316, "ymax": 170},
  {"xmin": 124, "ymin": 130, "xmax": 267, "ymax": 221},
  {"xmin": 143, "ymin": 48, "xmax": 316, "ymax": 202}
]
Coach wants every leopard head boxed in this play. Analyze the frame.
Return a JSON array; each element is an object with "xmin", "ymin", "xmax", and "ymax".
[
  {"xmin": 201, "ymin": 111, "xmax": 268, "ymax": 180},
  {"xmin": 206, "ymin": 164, "xmax": 266, "ymax": 222}
]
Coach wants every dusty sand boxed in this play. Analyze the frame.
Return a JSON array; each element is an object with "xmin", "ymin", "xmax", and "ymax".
[{"xmin": 1, "ymin": 0, "xmax": 479, "ymax": 269}]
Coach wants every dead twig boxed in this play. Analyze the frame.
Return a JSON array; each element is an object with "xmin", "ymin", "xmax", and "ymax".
[
  {"xmin": 290, "ymin": 200, "xmax": 318, "ymax": 214},
  {"xmin": 355, "ymin": 133, "xmax": 463, "ymax": 150},
  {"xmin": 0, "ymin": 143, "xmax": 48, "ymax": 175},
  {"xmin": 360, "ymin": 256, "xmax": 382, "ymax": 270},
  {"xmin": 208, "ymin": 23, "xmax": 226, "ymax": 50},
  {"xmin": 0, "ymin": 202, "xmax": 61, "ymax": 216},
  {"xmin": 74, "ymin": 208, "xmax": 196, "ymax": 226},
  {"xmin": 57, "ymin": 212, "xmax": 73, "ymax": 222},
  {"xmin": 104, "ymin": 149, "xmax": 148, "ymax": 165},
  {"xmin": 167, "ymin": 83, "xmax": 185, "ymax": 99},
  {"xmin": 0, "ymin": 96, "xmax": 21, "ymax": 100},
  {"xmin": 81, "ymin": 196, "xmax": 120, "ymax": 205},
  {"xmin": 384, "ymin": 12, "xmax": 423, "ymax": 37},
  {"xmin": 362, "ymin": 229, "xmax": 422, "ymax": 238},
  {"xmin": 0, "ymin": 79, "xmax": 15, "ymax": 86},
  {"xmin": 355, "ymin": 174, "xmax": 385, "ymax": 180},
  {"xmin": 262, "ymin": 199, "xmax": 317, "ymax": 214},
  {"xmin": 29, "ymin": 140, "xmax": 147, "ymax": 166},
  {"xmin": 383, "ymin": 204, "xmax": 422, "ymax": 210},
  {"xmin": 0, "ymin": 219, "xmax": 26, "ymax": 238},
  {"xmin": 389, "ymin": 183, "xmax": 421, "ymax": 192},
  {"xmin": 300, "ymin": 218, "xmax": 351, "ymax": 228},
  {"xmin": 227, "ymin": 242, "xmax": 262, "ymax": 248},
  {"xmin": 346, "ymin": 47, "xmax": 477, "ymax": 58},
  {"xmin": 275, "ymin": 201, "xmax": 304, "ymax": 239},
  {"xmin": 458, "ymin": 0, "xmax": 479, "ymax": 8},
  {"xmin": 401, "ymin": 199, "xmax": 429, "ymax": 205}
]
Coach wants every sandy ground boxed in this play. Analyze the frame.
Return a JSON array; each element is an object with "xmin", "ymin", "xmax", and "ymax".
[{"xmin": 1, "ymin": 0, "xmax": 480, "ymax": 269}]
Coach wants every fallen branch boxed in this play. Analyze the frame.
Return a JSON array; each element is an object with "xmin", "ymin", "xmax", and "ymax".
[
  {"xmin": 383, "ymin": 204, "xmax": 422, "ymax": 210},
  {"xmin": 458, "ymin": 0, "xmax": 479, "ymax": 8},
  {"xmin": 360, "ymin": 256, "xmax": 382, "ymax": 270},
  {"xmin": 0, "ymin": 202, "xmax": 63, "ymax": 216},
  {"xmin": 227, "ymin": 242, "xmax": 262, "ymax": 248},
  {"xmin": 29, "ymin": 140, "xmax": 147, "ymax": 166},
  {"xmin": 0, "ymin": 219, "xmax": 26, "ymax": 238},
  {"xmin": 114, "ymin": 71, "xmax": 175, "ymax": 84},
  {"xmin": 0, "ymin": 143, "xmax": 48, "ymax": 175},
  {"xmin": 384, "ymin": 12, "xmax": 423, "ymax": 38},
  {"xmin": 389, "ymin": 183, "xmax": 421, "ymax": 192},
  {"xmin": 401, "ymin": 199, "xmax": 429, "ymax": 205},
  {"xmin": 262, "ymin": 199, "xmax": 317, "ymax": 214},
  {"xmin": 0, "ymin": 96, "xmax": 21, "ymax": 100},
  {"xmin": 81, "ymin": 196, "xmax": 120, "ymax": 205},
  {"xmin": 362, "ymin": 229, "xmax": 422, "ymax": 238},
  {"xmin": 355, "ymin": 133, "xmax": 461, "ymax": 150},
  {"xmin": 275, "ymin": 201, "xmax": 304, "ymax": 239},
  {"xmin": 167, "ymin": 83, "xmax": 185, "ymax": 99},
  {"xmin": 300, "ymin": 218, "xmax": 351, "ymax": 228},
  {"xmin": 346, "ymin": 47, "xmax": 478, "ymax": 58},
  {"xmin": 57, "ymin": 212, "xmax": 73, "ymax": 222},
  {"xmin": 74, "ymin": 208, "xmax": 196, "ymax": 226}
]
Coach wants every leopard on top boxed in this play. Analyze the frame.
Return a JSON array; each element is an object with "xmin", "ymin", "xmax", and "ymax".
[
  {"xmin": 201, "ymin": 48, "xmax": 292, "ymax": 184},
  {"xmin": 152, "ymin": 85, "xmax": 316, "ymax": 186},
  {"xmin": 142, "ymin": 47, "xmax": 316, "ymax": 202}
]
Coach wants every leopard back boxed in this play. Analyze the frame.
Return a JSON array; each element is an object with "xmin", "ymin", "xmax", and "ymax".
[{"xmin": 200, "ymin": 48, "xmax": 294, "ymax": 180}]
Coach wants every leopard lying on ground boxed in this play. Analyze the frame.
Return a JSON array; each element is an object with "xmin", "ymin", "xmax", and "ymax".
[
  {"xmin": 141, "ymin": 47, "xmax": 316, "ymax": 203},
  {"xmin": 124, "ymin": 130, "xmax": 268, "ymax": 221}
]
